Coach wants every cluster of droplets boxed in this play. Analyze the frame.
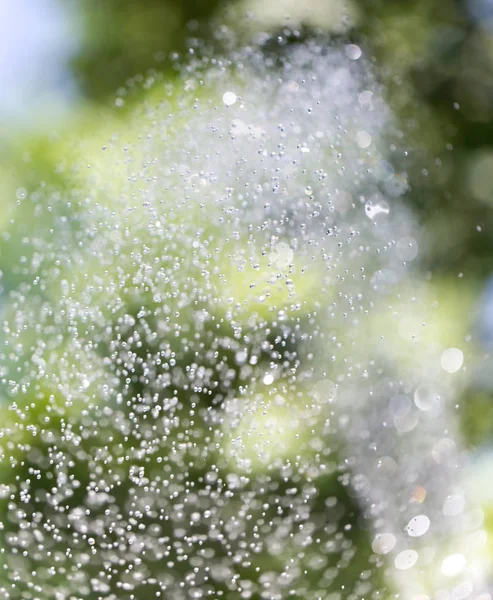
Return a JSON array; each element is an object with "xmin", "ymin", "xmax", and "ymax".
[{"xmin": 0, "ymin": 39, "xmax": 487, "ymax": 600}]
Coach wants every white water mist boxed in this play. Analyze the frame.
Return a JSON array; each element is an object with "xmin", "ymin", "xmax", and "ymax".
[{"xmin": 0, "ymin": 38, "xmax": 487, "ymax": 600}]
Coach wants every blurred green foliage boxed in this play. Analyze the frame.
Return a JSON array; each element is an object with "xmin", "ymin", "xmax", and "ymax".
[
  {"xmin": 70, "ymin": 0, "xmax": 235, "ymax": 100},
  {"xmin": 2, "ymin": 0, "xmax": 493, "ymax": 597},
  {"xmin": 57, "ymin": 0, "xmax": 493, "ymax": 447}
]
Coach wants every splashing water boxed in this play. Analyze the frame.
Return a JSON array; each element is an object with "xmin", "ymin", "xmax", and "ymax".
[{"xmin": 0, "ymin": 39, "xmax": 488, "ymax": 600}]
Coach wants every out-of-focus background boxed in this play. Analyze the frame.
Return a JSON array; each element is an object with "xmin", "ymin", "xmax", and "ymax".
[
  {"xmin": 4, "ymin": 0, "xmax": 493, "ymax": 595},
  {"xmin": 6, "ymin": 0, "xmax": 493, "ymax": 411}
]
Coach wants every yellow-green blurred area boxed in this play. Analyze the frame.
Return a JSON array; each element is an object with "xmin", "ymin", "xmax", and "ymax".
[{"xmin": 4, "ymin": 0, "xmax": 493, "ymax": 597}]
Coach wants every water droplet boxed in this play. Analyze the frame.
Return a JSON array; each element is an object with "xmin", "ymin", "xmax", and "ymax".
[
  {"xmin": 432, "ymin": 438, "xmax": 457, "ymax": 463},
  {"xmin": 372, "ymin": 533, "xmax": 396, "ymax": 555},
  {"xmin": 357, "ymin": 130, "xmax": 372, "ymax": 148},
  {"xmin": 345, "ymin": 44, "xmax": 362, "ymax": 60},
  {"xmin": 359, "ymin": 90, "xmax": 374, "ymax": 109},
  {"xmin": 389, "ymin": 395, "xmax": 411, "ymax": 418},
  {"xmin": 441, "ymin": 554, "xmax": 466, "ymax": 577},
  {"xmin": 16, "ymin": 187, "xmax": 27, "ymax": 200},
  {"xmin": 270, "ymin": 242, "xmax": 293, "ymax": 269},
  {"xmin": 405, "ymin": 515, "xmax": 430, "ymax": 537},
  {"xmin": 443, "ymin": 494, "xmax": 465, "ymax": 517},
  {"xmin": 395, "ymin": 549, "xmax": 418, "ymax": 570},
  {"xmin": 396, "ymin": 237, "xmax": 418, "ymax": 261},
  {"xmin": 222, "ymin": 91, "xmax": 237, "ymax": 106},
  {"xmin": 414, "ymin": 383, "xmax": 441, "ymax": 412},
  {"xmin": 365, "ymin": 199, "xmax": 389, "ymax": 220},
  {"xmin": 394, "ymin": 411, "xmax": 419, "ymax": 433},
  {"xmin": 441, "ymin": 348, "xmax": 464, "ymax": 373}
]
